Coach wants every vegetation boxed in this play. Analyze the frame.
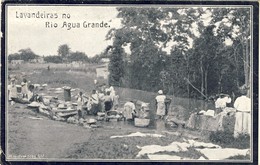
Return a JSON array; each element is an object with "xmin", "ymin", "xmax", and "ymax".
[
  {"xmin": 209, "ymin": 130, "xmax": 250, "ymax": 149},
  {"xmin": 8, "ymin": 48, "xmax": 39, "ymax": 62},
  {"xmin": 44, "ymin": 55, "xmax": 63, "ymax": 63},
  {"xmin": 107, "ymin": 7, "xmax": 250, "ymax": 99},
  {"xmin": 8, "ymin": 7, "xmax": 251, "ymax": 100}
]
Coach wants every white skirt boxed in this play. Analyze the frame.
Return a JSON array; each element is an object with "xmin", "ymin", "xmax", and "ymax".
[{"xmin": 234, "ymin": 112, "xmax": 251, "ymax": 138}]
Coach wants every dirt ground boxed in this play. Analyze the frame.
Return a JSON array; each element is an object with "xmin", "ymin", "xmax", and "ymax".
[{"xmin": 7, "ymin": 100, "xmax": 210, "ymax": 160}]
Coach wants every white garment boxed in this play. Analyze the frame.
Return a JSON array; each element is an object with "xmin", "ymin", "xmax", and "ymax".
[
  {"xmin": 21, "ymin": 82, "xmax": 29, "ymax": 95},
  {"xmin": 215, "ymin": 96, "xmax": 231, "ymax": 109},
  {"xmin": 109, "ymin": 87, "xmax": 116, "ymax": 101},
  {"xmin": 123, "ymin": 102, "xmax": 136, "ymax": 120},
  {"xmin": 155, "ymin": 95, "xmax": 166, "ymax": 103},
  {"xmin": 113, "ymin": 95, "xmax": 119, "ymax": 107},
  {"xmin": 90, "ymin": 93, "xmax": 99, "ymax": 104},
  {"xmin": 155, "ymin": 95, "xmax": 166, "ymax": 116},
  {"xmin": 233, "ymin": 95, "xmax": 251, "ymax": 137},
  {"xmin": 76, "ymin": 95, "xmax": 83, "ymax": 110},
  {"xmin": 8, "ymin": 84, "xmax": 17, "ymax": 101},
  {"xmin": 234, "ymin": 96, "xmax": 251, "ymax": 112}
]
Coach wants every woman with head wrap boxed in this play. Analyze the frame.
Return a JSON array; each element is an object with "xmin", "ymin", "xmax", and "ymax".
[{"xmin": 155, "ymin": 90, "xmax": 166, "ymax": 119}]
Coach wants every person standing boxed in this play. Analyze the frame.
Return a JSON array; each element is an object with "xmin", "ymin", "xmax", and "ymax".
[
  {"xmin": 155, "ymin": 90, "xmax": 166, "ymax": 119},
  {"xmin": 215, "ymin": 94, "xmax": 231, "ymax": 114},
  {"xmin": 21, "ymin": 78, "xmax": 29, "ymax": 99},
  {"xmin": 233, "ymin": 86, "xmax": 251, "ymax": 138},
  {"xmin": 109, "ymin": 86, "xmax": 116, "ymax": 101},
  {"xmin": 113, "ymin": 93, "xmax": 119, "ymax": 110},
  {"xmin": 8, "ymin": 78, "xmax": 17, "ymax": 103},
  {"xmin": 76, "ymin": 91, "xmax": 84, "ymax": 119},
  {"xmin": 104, "ymin": 91, "xmax": 113, "ymax": 111},
  {"xmin": 90, "ymin": 89, "xmax": 99, "ymax": 115},
  {"xmin": 98, "ymin": 90, "xmax": 105, "ymax": 112},
  {"xmin": 123, "ymin": 101, "xmax": 136, "ymax": 121}
]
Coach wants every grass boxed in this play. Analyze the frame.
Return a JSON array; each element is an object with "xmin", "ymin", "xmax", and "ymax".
[
  {"xmin": 209, "ymin": 130, "xmax": 250, "ymax": 149},
  {"xmin": 226, "ymin": 154, "xmax": 250, "ymax": 160},
  {"xmin": 66, "ymin": 131, "xmax": 184, "ymax": 159}
]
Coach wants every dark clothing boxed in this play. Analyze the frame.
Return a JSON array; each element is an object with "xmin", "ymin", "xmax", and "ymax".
[
  {"xmin": 104, "ymin": 101, "xmax": 113, "ymax": 111},
  {"xmin": 78, "ymin": 110, "xmax": 83, "ymax": 119}
]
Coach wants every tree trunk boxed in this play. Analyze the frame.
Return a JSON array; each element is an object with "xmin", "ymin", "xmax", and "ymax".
[
  {"xmin": 245, "ymin": 38, "xmax": 250, "ymax": 97},
  {"xmin": 234, "ymin": 46, "xmax": 240, "ymax": 88},
  {"xmin": 187, "ymin": 59, "xmax": 190, "ymax": 109},
  {"xmin": 205, "ymin": 69, "xmax": 208, "ymax": 97},
  {"xmin": 200, "ymin": 61, "xmax": 204, "ymax": 98}
]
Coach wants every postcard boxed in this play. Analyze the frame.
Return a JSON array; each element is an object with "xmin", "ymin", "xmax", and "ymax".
[{"xmin": 2, "ymin": 2, "xmax": 258, "ymax": 163}]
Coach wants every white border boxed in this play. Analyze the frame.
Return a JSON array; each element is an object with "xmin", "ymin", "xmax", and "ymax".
[{"xmin": 4, "ymin": 4, "xmax": 255, "ymax": 162}]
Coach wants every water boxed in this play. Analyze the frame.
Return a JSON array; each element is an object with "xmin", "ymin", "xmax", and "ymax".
[{"xmin": 87, "ymin": 116, "xmax": 169, "ymax": 133}]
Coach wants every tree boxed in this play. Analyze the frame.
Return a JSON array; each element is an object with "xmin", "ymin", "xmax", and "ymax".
[
  {"xmin": 106, "ymin": 7, "xmax": 251, "ymax": 99},
  {"xmin": 106, "ymin": 7, "xmax": 200, "ymax": 92},
  {"xmin": 44, "ymin": 55, "xmax": 63, "ymax": 63},
  {"xmin": 68, "ymin": 51, "xmax": 89, "ymax": 62},
  {"xmin": 189, "ymin": 25, "xmax": 222, "ymax": 98},
  {"xmin": 108, "ymin": 46, "xmax": 125, "ymax": 86},
  {"xmin": 8, "ymin": 53, "xmax": 20, "ymax": 62},
  {"xmin": 18, "ymin": 48, "xmax": 39, "ymax": 61},
  {"xmin": 58, "ymin": 44, "xmax": 70, "ymax": 59},
  {"xmin": 89, "ymin": 55, "xmax": 101, "ymax": 63},
  {"xmin": 211, "ymin": 8, "xmax": 251, "ymax": 95}
]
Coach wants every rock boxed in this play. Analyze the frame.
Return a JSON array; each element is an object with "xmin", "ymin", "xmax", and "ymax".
[
  {"xmin": 83, "ymin": 123, "xmax": 91, "ymax": 128},
  {"xmin": 42, "ymin": 84, "xmax": 48, "ymax": 87},
  {"xmin": 58, "ymin": 103, "xmax": 67, "ymax": 109},
  {"xmin": 97, "ymin": 112, "xmax": 106, "ymax": 116},
  {"xmin": 97, "ymin": 116, "xmax": 105, "ymax": 121},
  {"xmin": 28, "ymin": 102, "xmax": 41, "ymax": 108},
  {"xmin": 79, "ymin": 118, "xmax": 85, "ymax": 125},
  {"xmin": 90, "ymin": 124, "xmax": 99, "ymax": 128},
  {"xmin": 87, "ymin": 118, "xmax": 97, "ymax": 124},
  {"xmin": 167, "ymin": 105, "xmax": 187, "ymax": 122},
  {"xmin": 55, "ymin": 88, "xmax": 63, "ymax": 91},
  {"xmin": 123, "ymin": 144, "xmax": 129, "ymax": 150}
]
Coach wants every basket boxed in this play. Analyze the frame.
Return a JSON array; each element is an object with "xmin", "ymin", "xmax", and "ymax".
[{"xmin": 134, "ymin": 118, "xmax": 150, "ymax": 127}]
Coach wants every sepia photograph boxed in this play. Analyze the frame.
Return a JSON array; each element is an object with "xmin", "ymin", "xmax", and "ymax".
[{"xmin": 3, "ymin": 3, "xmax": 257, "ymax": 162}]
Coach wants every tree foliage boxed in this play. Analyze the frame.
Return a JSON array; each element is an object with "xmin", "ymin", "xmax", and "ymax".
[
  {"xmin": 8, "ymin": 48, "xmax": 39, "ymax": 62},
  {"xmin": 108, "ymin": 46, "xmax": 125, "ymax": 86},
  {"xmin": 44, "ymin": 55, "xmax": 63, "ymax": 63},
  {"xmin": 58, "ymin": 44, "xmax": 70, "ymax": 58},
  {"xmin": 107, "ymin": 7, "xmax": 251, "ymax": 99},
  {"xmin": 8, "ymin": 53, "xmax": 21, "ymax": 62},
  {"xmin": 68, "ymin": 51, "xmax": 89, "ymax": 62}
]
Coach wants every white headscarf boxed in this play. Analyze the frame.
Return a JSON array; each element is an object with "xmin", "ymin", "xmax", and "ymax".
[{"xmin": 158, "ymin": 90, "xmax": 163, "ymax": 95}]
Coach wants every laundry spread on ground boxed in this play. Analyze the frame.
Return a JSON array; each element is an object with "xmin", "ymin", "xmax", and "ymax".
[
  {"xmin": 196, "ymin": 148, "xmax": 250, "ymax": 160},
  {"xmin": 110, "ymin": 132, "xmax": 165, "ymax": 139},
  {"xmin": 136, "ymin": 138, "xmax": 246, "ymax": 160},
  {"xmin": 136, "ymin": 141, "xmax": 190, "ymax": 158}
]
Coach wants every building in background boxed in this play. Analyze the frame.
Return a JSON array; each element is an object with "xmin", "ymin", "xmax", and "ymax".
[{"xmin": 10, "ymin": 60, "xmax": 24, "ymax": 65}]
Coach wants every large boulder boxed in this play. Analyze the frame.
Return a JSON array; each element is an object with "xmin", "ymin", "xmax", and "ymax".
[{"xmin": 166, "ymin": 105, "xmax": 187, "ymax": 127}]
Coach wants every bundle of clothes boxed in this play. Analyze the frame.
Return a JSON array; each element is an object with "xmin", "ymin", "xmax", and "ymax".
[{"xmin": 186, "ymin": 94, "xmax": 239, "ymax": 133}]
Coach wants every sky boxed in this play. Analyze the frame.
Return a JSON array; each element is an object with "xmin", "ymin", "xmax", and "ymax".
[
  {"xmin": 6, "ymin": 6, "xmax": 238, "ymax": 57},
  {"xmin": 7, "ymin": 5, "xmax": 121, "ymax": 57}
]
